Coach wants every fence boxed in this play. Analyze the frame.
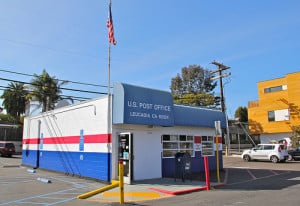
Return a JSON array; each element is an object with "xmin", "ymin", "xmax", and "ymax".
[{"xmin": 0, "ymin": 126, "xmax": 23, "ymax": 141}]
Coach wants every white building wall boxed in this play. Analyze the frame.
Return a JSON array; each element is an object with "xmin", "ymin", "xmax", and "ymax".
[
  {"xmin": 112, "ymin": 124, "xmax": 215, "ymax": 181},
  {"xmin": 23, "ymin": 96, "xmax": 109, "ymax": 152}
]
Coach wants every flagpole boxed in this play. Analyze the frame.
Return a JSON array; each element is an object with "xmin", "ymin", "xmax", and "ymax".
[
  {"xmin": 107, "ymin": 0, "xmax": 112, "ymax": 180},
  {"xmin": 107, "ymin": 0, "xmax": 112, "ymax": 126},
  {"xmin": 107, "ymin": 0, "xmax": 116, "ymax": 137},
  {"xmin": 108, "ymin": 0, "xmax": 112, "ymax": 95},
  {"xmin": 108, "ymin": 39, "xmax": 111, "ymax": 95}
]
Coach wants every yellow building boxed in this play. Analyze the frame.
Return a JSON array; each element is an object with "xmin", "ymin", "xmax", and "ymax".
[{"xmin": 248, "ymin": 71, "xmax": 300, "ymax": 143}]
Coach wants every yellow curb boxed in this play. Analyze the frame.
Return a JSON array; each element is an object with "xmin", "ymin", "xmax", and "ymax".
[{"xmin": 102, "ymin": 191, "xmax": 162, "ymax": 198}]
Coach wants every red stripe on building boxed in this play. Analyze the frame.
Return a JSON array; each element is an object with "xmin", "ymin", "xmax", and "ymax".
[
  {"xmin": 23, "ymin": 134, "xmax": 112, "ymax": 144},
  {"xmin": 23, "ymin": 139, "xmax": 39, "ymax": 144},
  {"xmin": 84, "ymin": 134, "xmax": 112, "ymax": 143}
]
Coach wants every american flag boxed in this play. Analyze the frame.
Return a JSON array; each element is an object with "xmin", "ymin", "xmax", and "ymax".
[{"xmin": 107, "ymin": 3, "xmax": 116, "ymax": 45}]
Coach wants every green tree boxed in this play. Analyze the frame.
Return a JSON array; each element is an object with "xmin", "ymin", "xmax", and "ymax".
[
  {"xmin": 290, "ymin": 125, "xmax": 300, "ymax": 148},
  {"xmin": 0, "ymin": 82, "xmax": 28, "ymax": 122},
  {"xmin": 29, "ymin": 70, "xmax": 66, "ymax": 112},
  {"xmin": 234, "ymin": 106, "xmax": 248, "ymax": 122},
  {"xmin": 170, "ymin": 65, "xmax": 217, "ymax": 106},
  {"xmin": 173, "ymin": 93, "xmax": 215, "ymax": 106},
  {"xmin": 0, "ymin": 113, "xmax": 14, "ymax": 124}
]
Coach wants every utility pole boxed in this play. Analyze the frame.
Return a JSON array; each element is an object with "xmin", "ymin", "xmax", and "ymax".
[
  {"xmin": 210, "ymin": 61, "xmax": 230, "ymax": 112},
  {"xmin": 211, "ymin": 61, "xmax": 231, "ymax": 156}
]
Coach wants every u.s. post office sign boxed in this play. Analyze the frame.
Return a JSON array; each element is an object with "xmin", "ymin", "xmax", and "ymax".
[{"xmin": 113, "ymin": 82, "xmax": 174, "ymax": 126}]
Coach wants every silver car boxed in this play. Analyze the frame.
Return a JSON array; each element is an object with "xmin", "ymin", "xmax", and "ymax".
[{"xmin": 241, "ymin": 144, "xmax": 288, "ymax": 163}]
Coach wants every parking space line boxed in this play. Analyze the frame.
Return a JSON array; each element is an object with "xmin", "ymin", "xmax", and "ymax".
[
  {"xmin": 0, "ymin": 188, "xmax": 79, "ymax": 206},
  {"xmin": 14, "ymin": 201, "xmax": 47, "ymax": 205},
  {"xmin": 0, "ymin": 172, "xmax": 102, "ymax": 206},
  {"xmin": 269, "ymin": 170, "xmax": 279, "ymax": 175},
  {"xmin": 223, "ymin": 168, "xmax": 229, "ymax": 184},
  {"xmin": 228, "ymin": 169, "xmax": 291, "ymax": 186},
  {"xmin": 247, "ymin": 169, "xmax": 257, "ymax": 180},
  {"xmin": 49, "ymin": 176, "xmax": 90, "ymax": 188},
  {"xmin": 38, "ymin": 196, "xmax": 69, "ymax": 200},
  {"xmin": 46, "ymin": 197, "xmax": 78, "ymax": 206}
]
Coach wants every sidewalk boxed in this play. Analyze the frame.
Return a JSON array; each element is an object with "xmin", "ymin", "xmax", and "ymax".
[{"xmin": 85, "ymin": 171, "xmax": 226, "ymax": 203}]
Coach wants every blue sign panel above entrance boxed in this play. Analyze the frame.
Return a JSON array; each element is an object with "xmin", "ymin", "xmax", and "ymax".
[{"xmin": 113, "ymin": 82, "xmax": 175, "ymax": 126}]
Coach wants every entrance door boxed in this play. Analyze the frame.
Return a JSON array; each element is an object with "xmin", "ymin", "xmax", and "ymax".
[{"xmin": 118, "ymin": 133, "xmax": 133, "ymax": 184}]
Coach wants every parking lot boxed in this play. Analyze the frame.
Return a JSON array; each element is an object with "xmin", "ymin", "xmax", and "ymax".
[
  {"xmin": 1, "ymin": 155, "xmax": 300, "ymax": 206},
  {"xmin": 0, "ymin": 155, "xmax": 105, "ymax": 206}
]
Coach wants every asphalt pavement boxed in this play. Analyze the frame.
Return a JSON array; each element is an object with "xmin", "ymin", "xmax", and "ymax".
[
  {"xmin": 1, "ymin": 154, "xmax": 300, "ymax": 206},
  {"xmin": 0, "ymin": 155, "xmax": 226, "ymax": 205}
]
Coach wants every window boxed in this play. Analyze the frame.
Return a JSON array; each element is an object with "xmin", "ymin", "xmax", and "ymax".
[
  {"xmin": 268, "ymin": 109, "xmax": 289, "ymax": 122},
  {"xmin": 264, "ymin": 86, "xmax": 281, "ymax": 93},
  {"xmin": 263, "ymin": 145, "xmax": 274, "ymax": 150},
  {"xmin": 264, "ymin": 85, "xmax": 287, "ymax": 93},
  {"xmin": 201, "ymin": 136, "xmax": 214, "ymax": 156},
  {"xmin": 162, "ymin": 134, "xmax": 194, "ymax": 158},
  {"xmin": 256, "ymin": 145, "xmax": 263, "ymax": 150},
  {"xmin": 268, "ymin": 111, "xmax": 275, "ymax": 122}
]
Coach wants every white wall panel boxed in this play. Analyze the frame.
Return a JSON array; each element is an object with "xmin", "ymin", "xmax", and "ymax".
[{"xmin": 24, "ymin": 97, "xmax": 109, "ymax": 139}]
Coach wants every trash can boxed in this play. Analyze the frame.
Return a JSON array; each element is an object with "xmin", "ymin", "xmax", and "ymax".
[{"xmin": 174, "ymin": 152, "xmax": 192, "ymax": 182}]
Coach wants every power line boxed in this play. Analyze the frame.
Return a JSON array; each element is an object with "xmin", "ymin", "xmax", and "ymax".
[
  {"xmin": 0, "ymin": 77, "xmax": 107, "ymax": 95},
  {"xmin": 0, "ymin": 68, "xmax": 111, "ymax": 107},
  {"xmin": 0, "ymin": 68, "xmax": 108, "ymax": 88},
  {"xmin": 59, "ymin": 95, "xmax": 91, "ymax": 101},
  {"xmin": 0, "ymin": 85, "xmax": 92, "ymax": 102}
]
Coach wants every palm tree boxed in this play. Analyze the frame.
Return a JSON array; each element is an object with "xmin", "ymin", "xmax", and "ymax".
[
  {"xmin": 29, "ymin": 70, "xmax": 66, "ymax": 112},
  {"xmin": 1, "ymin": 82, "xmax": 28, "ymax": 122}
]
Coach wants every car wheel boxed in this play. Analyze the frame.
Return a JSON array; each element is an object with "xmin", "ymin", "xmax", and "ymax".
[
  {"xmin": 243, "ymin": 155, "xmax": 251, "ymax": 162},
  {"xmin": 270, "ymin": 155, "xmax": 279, "ymax": 163}
]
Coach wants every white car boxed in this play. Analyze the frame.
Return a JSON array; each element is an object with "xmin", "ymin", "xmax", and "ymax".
[{"xmin": 241, "ymin": 144, "xmax": 288, "ymax": 163}]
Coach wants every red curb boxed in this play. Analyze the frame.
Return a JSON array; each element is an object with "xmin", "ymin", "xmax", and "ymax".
[
  {"xmin": 149, "ymin": 182, "xmax": 227, "ymax": 195},
  {"xmin": 149, "ymin": 186, "xmax": 208, "ymax": 195}
]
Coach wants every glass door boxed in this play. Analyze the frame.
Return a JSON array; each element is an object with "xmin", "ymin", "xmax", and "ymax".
[{"xmin": 118, "ymin": 133, "xmax": 133, "ymax": 184}]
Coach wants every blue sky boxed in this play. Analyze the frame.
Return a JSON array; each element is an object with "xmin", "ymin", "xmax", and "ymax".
[{"xmin": 0, "ymin": 0, "xmax": 300, "ymax": 118}]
